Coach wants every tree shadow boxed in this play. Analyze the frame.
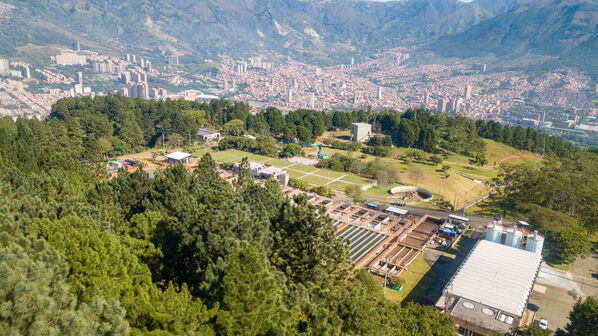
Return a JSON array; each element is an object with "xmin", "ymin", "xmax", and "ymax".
[{"xmin": 403, "ymin": 237, "xmax": 480, "ymax": 307}]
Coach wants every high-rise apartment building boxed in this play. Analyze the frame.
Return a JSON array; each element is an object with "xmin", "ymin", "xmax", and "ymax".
[
  {"xmin": 73, "ymin": 41, "xmax": 80, "ymax": 52},
  {"xmin": 137, "ymin": 82, "xmax": 149, "ymax": 99},
  {"xmin": 448, "ymin": 97, "xmax": 457, "ymax": 113},
  {"xmin": 120, "ymin": 72, "xmax": 131, "ymax": 84},
  {"xmin": 309, "ymin": 93, "xmax": 315, "ymax": 109},
  {"xmin": 168, "ymin": 56, "xmax": 179, "ymax": 66},
  {"xmin": 464, "ymin": 85, "xmax": 472, "ymax": 99},
  {"xmin": 377, "ymin": 86, "xmax": 383, "ymax": 100},
  {"xmin": 77, "ymin": 72, "xmax": 83, "ymax": 86},
  {"xmin": 21, "ymin": 66, "xmax": 30, "ymax": 78},
  {"xmin": 437, "ymin": 98, "xmax": 448, "ymax": 113},
  {"xmin": 0, "ymin": 58, "xmax": 9, "ymax": 72}
]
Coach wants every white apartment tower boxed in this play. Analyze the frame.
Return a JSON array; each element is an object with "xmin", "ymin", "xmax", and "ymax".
[{"xmin": 464, "ymin": 85, "xmax": 472, "ymax": 99}]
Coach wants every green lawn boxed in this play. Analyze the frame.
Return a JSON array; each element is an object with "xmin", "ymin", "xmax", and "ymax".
[
  {"xmin": 210, "ymin": 149, "xmax": 373, "ymax": 191},
  {"xmin": 379, "ymin": 254, "xmax": 436, "ymax": 304},
  {"xmin": 285, "ymin": 164, "xmax": 319, "ymax": 173}
]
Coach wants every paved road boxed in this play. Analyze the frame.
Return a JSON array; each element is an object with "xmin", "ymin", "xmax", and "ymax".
[{"xmin": 400, "ymin": 205, "xmax": 514, "ymax": 231}]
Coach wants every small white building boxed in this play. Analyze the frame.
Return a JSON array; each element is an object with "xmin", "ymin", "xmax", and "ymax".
[
  {"xmin": 351, "ymin": 123, "xmax": 372, "ymax": 142},
  {"xmin": 165, "ymin": 151, "xmax": 192, "ymax": 164},
  {"xmin": 232, "ymin": 161, "xmax": 289, "ymax": 185},
  {"xmin": 260, "ymin": 166, "xmax": 289, "ymax": 185}
]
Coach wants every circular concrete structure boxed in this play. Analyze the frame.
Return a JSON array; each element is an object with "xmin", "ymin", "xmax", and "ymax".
[{"xmin": 390, "ymin": 186, "xmax": 433, "ymax": 202}]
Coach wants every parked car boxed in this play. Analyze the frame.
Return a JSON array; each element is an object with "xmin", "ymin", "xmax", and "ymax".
[
  {"xmin": 527, "ymin": 303, "xmax": 539, "ymax": 312},
  {"xmin": 539, "ymin": 318, "xmax": 548, "ymax": 330}
]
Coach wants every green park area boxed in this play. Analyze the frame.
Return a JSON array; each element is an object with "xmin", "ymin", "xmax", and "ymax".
[
  {"xmin": 201, "ymin": 130, "xmax": 544, "ymax": 210},
  {"xmin": 307, "ymin": 132, "xmax": 543, "ymax": 209},
  {"xmin": 209, "ymin": 149, "xmax": 374, "ymax": 191}
]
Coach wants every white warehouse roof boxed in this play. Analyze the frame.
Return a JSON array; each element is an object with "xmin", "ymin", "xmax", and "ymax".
[
  {"xmin": 385, "ymin": 206, "xmax": 408, "ymax": 215},
  {"xmin": 165, "ymin": 151, "xmax": 192, "ymax": 161},
  {"xmin": 444, "ymin": 239, "xmax": 542, "ymax": 317},
  {"xmin": 449, "ymin": 214, "xmax": 470, "ymax": 222}
]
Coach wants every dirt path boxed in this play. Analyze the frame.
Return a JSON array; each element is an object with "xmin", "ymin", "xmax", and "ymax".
[{"xmin": 484, "ymin": 154, "xmax": 544, "ymax": 168}]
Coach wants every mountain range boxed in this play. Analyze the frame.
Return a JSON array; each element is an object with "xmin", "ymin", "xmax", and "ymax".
[
  {"xmin": 434, "ymin": 0, "xmax": 598, "ymax": 72},
  {"xmin": 0, "ymin": 0, "xmax": 595, "ymax": 72}
]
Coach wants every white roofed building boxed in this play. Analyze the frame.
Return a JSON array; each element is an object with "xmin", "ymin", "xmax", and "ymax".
[
  {"xmin": 436, "ymin": 239, "xmax": 542, "ymax": 336},
  {"xmin": 165, "ymin": 151, "xmax": 192, "ymax": 164}
]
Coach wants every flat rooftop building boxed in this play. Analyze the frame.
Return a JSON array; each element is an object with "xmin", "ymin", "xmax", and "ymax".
[
  {"xmin": 436, "ymin": 239, "xmax": 542, "ymax": 336},
  {"xmin": 165, "ymin": 151, "xmax": 192, "ymax": 164}
]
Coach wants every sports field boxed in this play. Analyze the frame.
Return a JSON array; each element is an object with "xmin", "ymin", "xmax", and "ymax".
[{"xmin": 210, "ymin": 149, "xmax": 374, "ymax": 191}]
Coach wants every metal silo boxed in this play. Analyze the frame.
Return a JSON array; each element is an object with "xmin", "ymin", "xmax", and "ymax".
[
  {"xmin": 485, "ymin": 222, "xmax": 503, "ymax": 244},
  {"xmin": 505, "ymin": 226, "xmax": 523, "ymax": 249},
  {"xmin": 525, "ymin": 230, "xmax": 544, "ymax": 256}
]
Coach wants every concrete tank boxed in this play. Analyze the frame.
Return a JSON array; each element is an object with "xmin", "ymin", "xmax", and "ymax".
[
  {"xmin": 485, "ymin": 222, "xmax": 503, "ymax": 244},
  {"xmin": 505, "ymin": 225, "xmax": 523, "ymax": 249},
  {"xmin": 525, "ymin": 230, "xmax": 544, "ymax": 256}
]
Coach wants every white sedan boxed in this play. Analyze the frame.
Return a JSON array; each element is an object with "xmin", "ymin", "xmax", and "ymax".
[{"xmin": 539, "ymin": 318, "xmax": 548, "ymax": 330}]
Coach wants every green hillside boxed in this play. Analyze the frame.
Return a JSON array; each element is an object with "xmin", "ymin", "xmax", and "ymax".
[{"xmin": 433, "ymin": 0, "xmax": 598, "ymax": 76}]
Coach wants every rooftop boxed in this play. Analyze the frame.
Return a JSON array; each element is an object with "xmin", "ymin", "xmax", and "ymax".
[
  {"xmin": 165, "ymin": 151, "xmax": 192, "ymax": 161},
  {"xmin": 261, "ymin": 166, "xmax": 285, "ymax": 175},
  {"xmin": 352, "ymin": 122, "xmax": 371, "ymax": 127},
  {"xmin": 197, "ymin": 128, "xmax": 220, "ymax": 136},
  {"xmin": 385, "ymin": 206, "xmax": 408, "ymax": 215},
  {"xmin": 442, "ymin": 239, "xmax": 542, "ymax": 317}
]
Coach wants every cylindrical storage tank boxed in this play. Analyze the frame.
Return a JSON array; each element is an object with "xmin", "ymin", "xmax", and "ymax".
[
  {"xmin": 505, "ymin": 226, "xmax": 523, "ymax": 248},
  {"xmin": 485, "ymin": 223, "xmax": 503, "ymax": 244},
  {"xmin": 525, "ymin": 231, "xmax": 544, "ymax": 256}
]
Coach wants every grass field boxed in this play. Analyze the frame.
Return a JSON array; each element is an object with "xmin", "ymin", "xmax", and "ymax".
[
  {"xmin": 209, "ymin": 149, "xmax": 374, "ymax": 191},
  {"xmin": 314, "ymin": 132, "xmax": 546, "ymax": 208},
  {"xmin": 374, "ymin": 254, "xmax": 436, "ymax": 304}
]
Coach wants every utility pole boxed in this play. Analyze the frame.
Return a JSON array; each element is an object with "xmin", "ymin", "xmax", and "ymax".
[
  {"xmin": 162, "ymin": 133, "xmax": 165, "ymax": 152},
  {"xmin": 383, "ymin": 258, "xmax": 389, "ymax": 297}
]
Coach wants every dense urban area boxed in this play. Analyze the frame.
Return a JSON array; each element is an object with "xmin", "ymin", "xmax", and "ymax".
[{"xmin": 1, "ymin": 41, "xmax": 598, "ymax": 147}]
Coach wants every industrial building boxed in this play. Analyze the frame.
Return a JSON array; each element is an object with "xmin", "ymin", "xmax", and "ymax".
[
  {"xmin": 436, "ymin": 240, "xmax": 542, "ymax": 336},
  {"xmin": 485, "ymin": 222, "xmax": 544, "ymax": 255},
  {"xmin": 197, "ymin": 128, "xmax": 221, "ymax": 142},
  {"xmin": 351, "ymin": 122, "xmax": 372, "ymax": 142}
]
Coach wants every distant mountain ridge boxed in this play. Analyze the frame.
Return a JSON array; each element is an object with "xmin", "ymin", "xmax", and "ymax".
[
  {"xmin": 0, "ymin": 0, "xmax": 595, "ymax": 73},
  {"xmin": 0, "ymin": 0, "xmax": 519, "ymax": 63},
  {"xmin": 433, "ymin": 0, "xmax": 598, "ymax": 72}
]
